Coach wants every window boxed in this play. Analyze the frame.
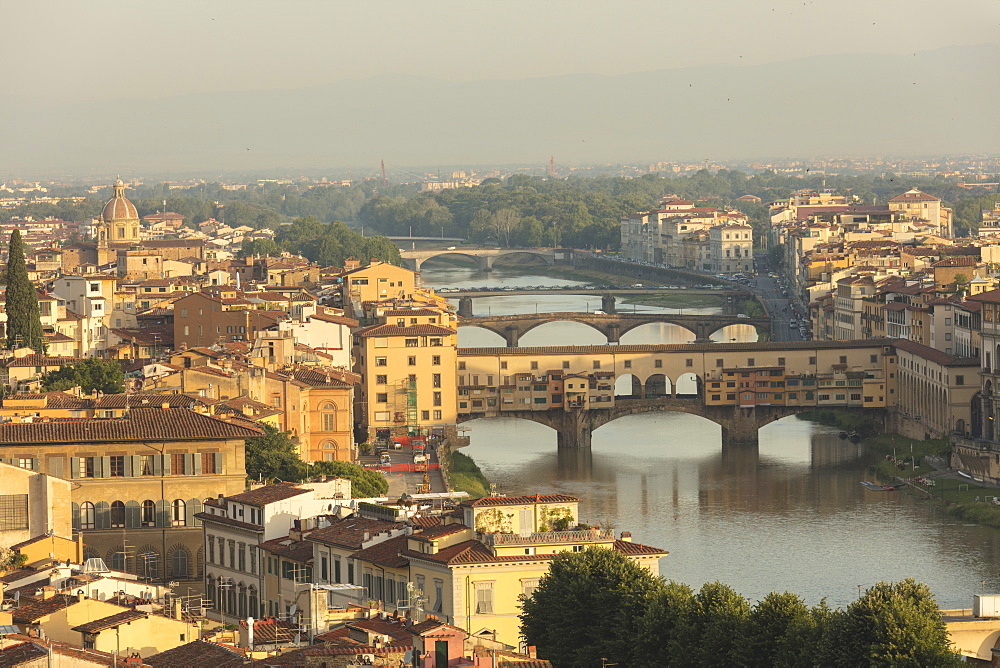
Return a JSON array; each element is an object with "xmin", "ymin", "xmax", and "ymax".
[
  {"xmin": 839, "ymin": 356, "xmax": 847, "ymax": 364},
  {"xmin": 80, "ymin": 501, "xmax": 96, "ymax": 530},
  {"xmin": 716, "ymin": 359, "xmax": 724, "ymax": 367},
  {"xmin": 654, "ymin": 359, "xmax": 663, "ymax": 368},
  {"xmin": 172, "ymin": 499, "xmax": 186, "ymax": 526},
  {"xmin": 202, "ymin": 452, "xmax": 217, "ymax": 473},
  {"xmin": 433, "ymin": 410, "xmax": 442, "ymax": 420},
  {"xmin": 171, "ymin": 453, "xmax": 185, "ymax": 475},
  {"xmin": 376, "ymin": 393, "xmax": 388, "ymax": 403},
  {"xmin": 747, "ymin": 358, "xmax": 755, "ymax": 366},
  {"xmin": 593, "ymin": 360, "xmax": 601, "ymax": 369},
  {"xmin": 809, "ymin": 356, "xmax": 817, "ymax": 365},
  {"xmin": 141, "ymin": 500, "xmax": 156, "ymax": 527},
  {"xmin": 433, "ymin": 356, "xmax": 442, "ymax": 365},
  {"xmin": 0, "ymin": 494, "xmax": 28, "ymax": 531},
  {"xmin": 500, "ymin": 361, "xmax": 507, "ymax": 369},
  {"xmin": 474, "ymin": 581, "xmax": 493, "ymax": 614},
  {"xmin": 430, "ymin": 338, "xmax": 442, "ymax": 346},
  {"xmin": 530, "ymin": 361, "xmax": 538, "ymax": 370},
  {"xmin": 376, "ymin": 375, "xmax": 387, "ymax": 384},
  {"xmin": 433, "ymin": 579, "xmax": 444, "ymax": 613},
  {"xmin": 322, "ymin": 411, "xmax": 336, "ymax": 431},
  {"xmin": 405, "ymin": 338, "xmax": 419, "ymax": 347},
  {"xmin": 138, "ymin": 455, "xmax": 154, "ymax": 476},
  {"xmin": 172, "ymin": 548, "xmax": 189, "ymax": 578},
  {"xmin": 433, "ymin": 373, "xmax": 442, "ymax": 388},
  {"xmin": 238, "ymin": 544, "xmax": 246, "ymax": 572},
  {"xmin": 433, "ymin": 392, "xmax": 442, "ymax": 406},
  {"xmin": 109, "ymin": 456, "xmax": 125, "ymax": 477},
  {"xmin": 407, "ymin": 356, "xmax": 417, "ymax": 366},
  {"xmin": 624, "ymin": 360, "xmax": 632, "ymax": 369},
  {"xmin": 110, "ymin": 501, "xmax": 126, "ymax": 528},
  {"xmin": 208, "ymin": 536, "xmax": 215, "ymax": 564},
  {"xmin": 375, "ymin": 357, "xmax": 388, "ymax": 366},
  {"xmin": 458, "ymin": 361, "xmax": 465, "ymax": 370},
  {"xmin": 421, "ymin": 410, "xmax": 430, "ymax": 420},
  {"xmin": 250, "ymin": 547, "xmax": 257, "ymax": 574},
  {"xmin": 956, "ymin": 375, "xmax": 964, "ymax": 385}
]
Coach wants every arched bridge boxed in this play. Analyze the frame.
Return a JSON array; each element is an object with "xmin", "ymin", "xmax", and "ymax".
[
  {"xmin": 460, "ymin": 397, "xmax": 881, "ymax": 449},
  {"xmin": 400, "ymin": 247, "xmax": 568, "ymax": 272},
  {"xmin": 459, "ymin": 311, "xmax": 770, "ymax": 345}
]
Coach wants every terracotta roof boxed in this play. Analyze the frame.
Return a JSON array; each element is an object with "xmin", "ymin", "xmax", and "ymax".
[
  {"xmin": 93, "ymin": 393, "xmax": 206, "ymax": 409},
  {"xmin": 308, "ymin": 311, "xmax": 358, "ymax": 327},
  {"xmin": 306, "ymin": 516, "xmax": 406, "ymax": 550},
  {"xmin": 225, "ymin": 483, "xmax": 311, "ymax": 507},
  {"xmin": 3, "ymin": 391, "xmax": 89, "ymax": 409},
  {"xmin": 350, "ymin": 534, "xmax": 410, "ymax": 569},
  {"xmin": 260, "ymin": 536, "xmax": 314, "ymax": 562},
  {"xmin": 72, "ymin": 609, "xmax": 146, "ymax": 633},
  {"xmin": 889, "ymin": 189, "xmax": 940, "ymax": 202},
  {"xmin": 462, "ymin": 494, "xmax": 580, "ymax": 508},
  {"xmin": 11, "ymin": 594, "xmax": 77, "ymax": 623},
  {"xmin": 314, "ymin": 616, "xmax": 413, "ymax": 644},
  {"xmin": 0, "ymin": 409, "xmax": 261, "ymax": 444},
  {"xmin": 410, "ymin": 515, "xmax": 443, "ymax": 529},
  {"xmin": 410, "ymin": 523, "xmax": 471, "ymax": 540},
  {"xmin": 891, "ymin": 338, "xmax": 979, "ymax": 367},
  {"xmin": 967, "ymin": 289, "xmax": 1000, "ymax": 304},
  {"xmin": 2, "ymin": 354, "xmax": 80, "ymax": 368},
  {"xmin": 611, "ymin": 539, "xmax": 669, "ymax": 556},
  {"xmin": 355, "ymin": 324, "xmax": 455, "ymax": 337}
]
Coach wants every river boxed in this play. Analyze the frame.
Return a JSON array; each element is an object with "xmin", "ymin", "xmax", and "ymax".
[{"xmin": 423, "ymin": 262, "xmax": 1000, "ymax": 609}]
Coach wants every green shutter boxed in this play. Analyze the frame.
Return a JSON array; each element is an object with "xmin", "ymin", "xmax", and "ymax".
[
  {"xmin": 71, "ymin": 502, "xmax": 81, "ymax": 531},
  {"xmin": 193, "ymin": 454, "xmax": 202, "ymax": 475},
  {"xmin": 95, "ymin": 501, "xmax": 110, "ymax": 529},
  {"xmin": 152, "ymin": 455, "xmax": 162, "ymax": 477},
  {"xmin": 155, "ymin": 499, "xmax": 170, "ymax": 528},
  {"xmin": 124, "ymin": 456, "xmax": 133, "ymax": 477},
  {"xmin": 186, "ymin": 498, "xmax": 202, "ymax": 527},
  {"xmin": 70, "ymin": 457, "xmax": 80, "ymax": 479},
  {"xmin": 99, "ymin": 456, "xmax": 111, "ymax": 478},
  {"xmin": 213, "ymin": 452, "xmax": 222, "ymax": 474},
  {"xmin": 162, "ymin": 454, "xmax": 172, "ymax": 476},
  {"xmin": 185, "ymin": 453, "xmax": 196, "ymax": 475},
  {"xmin": 125, "ymin": 501, "xmax": 140, "ymax": 529}
]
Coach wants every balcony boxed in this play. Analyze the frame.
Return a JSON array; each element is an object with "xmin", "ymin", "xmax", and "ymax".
[{"xmin": 488, "ymin": 529, "xmax": 615, "ymax": 546}]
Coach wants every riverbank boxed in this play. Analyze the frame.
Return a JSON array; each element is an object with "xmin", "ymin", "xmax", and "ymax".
[
  {"xmin": 443, "ymin": 449, "xmax": 491, "ymax": 498},
  {"xmin": 799, "ymin": 410, "xmax": 1000, "ymax": 529}
]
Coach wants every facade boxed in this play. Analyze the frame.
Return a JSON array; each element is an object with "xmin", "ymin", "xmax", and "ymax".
[
  {"xmin": 893, "ymin": 339, "xmax": 978, "ymax": 440},
  {"xmin": 0, "ymin": 409, "xmax": 259, "ymax": 587},
  {"xmin": 887, "ymin": 188, "xmax": 953, "ymax": 238},
  {"xmin": 340, "ymin": 261, "xmax": 421, "ymax": 317},
  {"xmin": 0, "ymin": 462, "xmax": 77, "ymax": 561},
  {"xmin": 173, "ymin": 292, "xmax": 283, "ymax": 349},
  {"xmin": 354, "ymin": 306, "xmax": 459, "ymax": 443}
]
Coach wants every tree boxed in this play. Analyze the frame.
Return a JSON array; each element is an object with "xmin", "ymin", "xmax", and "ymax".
[
  {"xmin": 520, "ymin": 548, "xmax": 664, "ymax": 667},
  {"xmin": 244, "ymin": 424, "xmax": 307, "ymax": 482},
  {"xmin": 41, "ymin": 358, "xmax": 124, "ymax": 394},
  {"xmin": 688, "ymin": 581, "xmax": 751, "ymax": 667},
  {"xmin": 308, "ymin": 460, "xmax": 388, "ymax": 498},
  {"xmin": 743, "ymin": 592, "xmax": 813, "ymax": 668},
  {"xmin": 4, "ymin": 230, "xmax": 45, "ymax": 353},
  {"xmin": 637, "ymin": 581, "xmax": 699, "ymax": 667},
  {"xmin": 237, "ymin": 238, "xmax": 282, "ymax": 258},
  {"xmin": 820, "ymin": 579, "xmax": 961, "ymax": 667}
]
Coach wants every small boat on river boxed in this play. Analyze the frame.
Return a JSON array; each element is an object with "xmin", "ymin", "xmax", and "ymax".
[
  {"xmin": 861, "ymin": 481, "xmax": 898, "ymax": 491},
  {"xmin": 838, "ymin": 432, "xmax": 848, "ymax": 439},
  {"xmin": 848, "ymin": 432, "xmax": 861, "ymax": 443}
]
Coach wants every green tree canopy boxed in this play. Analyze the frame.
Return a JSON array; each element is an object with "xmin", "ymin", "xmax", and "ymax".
[
  {"xmin": 520, "ymin": 547, "xmax": 665, "ymax": 667},
  {"xmin": 40, "ymin": 358, "xmax": 124, "ymax": 394},
  {"xmin": 4, "ymin": 230, "xmax": 46, "ymax": 353},
  {"xmin": 308, "ymin": 460, "xmax": 389, "ymax": 498},
  {"xmin": 245, "ymin": 424, "xmax": 307, "ymax": 482},
  {"xmin": 237, "ymin": 238, "xmax": 282, "ymax": 258}
]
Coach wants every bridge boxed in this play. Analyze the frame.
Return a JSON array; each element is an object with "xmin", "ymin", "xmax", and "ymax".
[
  {"xmin": 458, "ymin": 311, "xmax": 770, "ymax": 345},
  {"xmin": 455, "ymin": 291, "xmax": 753, "ymax": 318},
  {"xmin": 454, "ymin": 339, "xmax": 895, "ymax": 448},
  {"xmin": 399, "ymin": 247, "xmax": 569, "ymax": 272}
]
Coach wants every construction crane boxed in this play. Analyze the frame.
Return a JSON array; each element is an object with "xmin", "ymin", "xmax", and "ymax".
[
  {"xmin": 380, "ymin": 159, "xmax": 388, "ymax": 188},
  {"xmin": 549, "ymin": 156, "xmax": 554, "ymax": 177}
]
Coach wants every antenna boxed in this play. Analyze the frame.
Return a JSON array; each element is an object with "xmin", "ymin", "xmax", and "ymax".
[
  {"xmin": 380, "ymin": 160, "xmax": 388, "ymax": 188},
  {"xmin": 549, "ymin": 156, "xmax": 554, "ymax": 178}
]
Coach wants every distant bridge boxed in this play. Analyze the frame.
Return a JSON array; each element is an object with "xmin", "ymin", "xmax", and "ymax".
[
  {"xmin": 454, "ymin": 291, "xmax": 753, "ymax": 318},
  {"xmin": 400, "ymin": 247, "xmax": 569, "ymax": 272},
  {"xmin": 458, "ymin": 311, "xmax": 771, "ymax": 346}
]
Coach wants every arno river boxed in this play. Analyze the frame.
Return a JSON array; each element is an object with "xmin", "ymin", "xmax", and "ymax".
[{"xmin": 423, "ymin": 262, "xmax": 1000, "ymax": 609}]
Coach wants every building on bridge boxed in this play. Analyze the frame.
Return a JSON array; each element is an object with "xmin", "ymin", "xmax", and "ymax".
[{"xmin": 456, "ymin": 340, "xmax": 895, "ymax": 447}]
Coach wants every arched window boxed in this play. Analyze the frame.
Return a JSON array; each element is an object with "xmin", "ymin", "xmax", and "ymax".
[
  {"xmin": 172, "ymin": 499, "xmax": 186, "ymax": 527},
  {"xmin": 206, "ymin": 574, "xmax": 216, "ymax": 608},
  {"xmin": 137, "ymin": 548, "xmax": 159, "ymax": 579},
  {"xmin": 237, "ymin": 583, "xmax": 247, "ymax": 618},
  {"xmin": 109, "ymin": 549, "xmax": 127, "ymax": 572},
  {"xmin": 172, "ymin": 548, "xmax": 189, "ymax": 578},
  {"xmin": 141, "ymin": 500, "xmax": 156, "ymax": 527},
  {"xmin": 322, "ymin": 403, "xmax": 336, "ymax": 431},
  {"xmin": 110, "ymin": 501, "xmax": 126, "ymax": 528},
  {"xmin": 248, "ymin": 586, "xmax": 259, "ymax": 619},
  {"xmin": 81, "ymin": 502, "xmax": 96, "ymax": 530}
]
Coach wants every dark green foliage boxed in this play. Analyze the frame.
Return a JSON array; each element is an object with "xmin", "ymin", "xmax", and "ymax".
[
  {"xmin": 308, "ymin": 460, "xmax": 388, "ymax": 498},
  {"xmin": 237, "ymin": 238, "xmax": 282, "ymax": 258},
  {"xmin": 274, "ymin": 217, "xmax": 401, "ymax": 267},
  {"xmin": 4, "ymin": 230, "xmax": 46, "ymax": 353},
  {"xmin": 244, "ymin": 424, "xmax": 307, "ymax": 482},
  {"xmin": 520, "ymin": 548, "xmax": 664, "ymax": 668},
  {"xmin": 521, "ymin": 552, "xmax": 960, "ymax": 668},
  {"xmin": 444, "ymin": 449, "xmax": 490, "ymax": 498},
  {"xmin": 40, "ymin": 357, "xmax": 124, "ymax": 394}
]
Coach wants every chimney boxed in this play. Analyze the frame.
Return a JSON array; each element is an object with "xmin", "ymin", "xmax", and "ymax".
[
  {"xmin": 620, "ymin": 531, "xmax": 633, "ymax": 542},
  {"xmin": 173, "ymin": 598, "xmax": 183, "ymax": 621},
  {"xmin": 527, "ymin": 646, "xmax": 537, "ymax": 659},
  {"xmin": 40, "ymin": 586, "xmax": 55, "ymax": 600},
  {"xmin": 76, "ymin": 590, "xmax": 85, "ymax": 603},
  {"xmin": 161, "ymin": 402, "xmax": 170, "ymax": 410}
]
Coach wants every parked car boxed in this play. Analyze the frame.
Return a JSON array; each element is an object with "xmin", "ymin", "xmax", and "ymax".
[{"xmin": 413, "ymin": 453, "xmax": 427, "ymax": 465}]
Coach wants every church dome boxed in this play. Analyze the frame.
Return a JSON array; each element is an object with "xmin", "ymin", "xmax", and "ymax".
[{"xmin": 101, "ymin": 178, "xmax": 139, "ymax": 222}]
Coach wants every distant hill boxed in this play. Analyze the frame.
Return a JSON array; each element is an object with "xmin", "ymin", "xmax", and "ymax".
[{"xmin": 3, "ymin": 43, "xmax": 997, "ymax": 175}]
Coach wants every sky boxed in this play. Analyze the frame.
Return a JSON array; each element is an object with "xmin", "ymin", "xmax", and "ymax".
[{"xmin": 8, "ymin": 0, "xmax": 1000, "ymax": 102}]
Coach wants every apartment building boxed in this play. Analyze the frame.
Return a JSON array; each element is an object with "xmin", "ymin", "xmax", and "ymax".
[
  {"xmin": 0, "ymin": 409, "xmax": 259, "ymax": 587},
  {"xmin": 354, "ymin": 306, "xmax": 458, "ymax": 443},
  {"xmin": 173, "ymin": 292, "xmax": 284, "ymax": 349}
]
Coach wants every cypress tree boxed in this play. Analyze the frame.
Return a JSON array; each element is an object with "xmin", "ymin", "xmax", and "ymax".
[{"xmin": 4, "ymin": 230, "xmax": 46, "ymax": 353}]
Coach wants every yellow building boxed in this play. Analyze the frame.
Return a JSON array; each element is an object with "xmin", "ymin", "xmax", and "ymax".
[
  {"xmin": 0, "ymin": 409, "xmax": 260, "ymax": 589},
  {"xmin": 339, "ymin": 261, "xmax": 421, "ymax": 317},
  {"xmin": 354, "ymin": 306, "xmax": 458, "ymax": 443},
  {"xmin": 0, "ymin": 462, "xmax": 81, "ymax": 566}
]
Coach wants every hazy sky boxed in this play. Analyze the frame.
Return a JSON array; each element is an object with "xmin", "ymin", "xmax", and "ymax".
[{"xmin": 9, "ymin": 0, "xmax": 999, "ymax": 101}]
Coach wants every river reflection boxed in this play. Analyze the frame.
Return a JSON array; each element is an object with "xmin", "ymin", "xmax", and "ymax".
[{"xmin": 461, "ymin": 413, "xmax": 1000, "ymax": 609}]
